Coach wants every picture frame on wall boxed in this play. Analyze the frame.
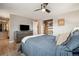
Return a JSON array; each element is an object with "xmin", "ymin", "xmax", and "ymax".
[{"xmin": 58, "ymin": 18, "xmax": 65, "ymax": 26}]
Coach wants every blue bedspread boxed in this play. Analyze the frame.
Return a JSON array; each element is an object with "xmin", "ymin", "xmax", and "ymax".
[{"xmin": 22, "ymin": 35, "xmax": 72, "ymax": 56}]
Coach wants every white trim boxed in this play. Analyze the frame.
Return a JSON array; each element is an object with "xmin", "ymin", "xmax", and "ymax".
[{"xmin": 9, "ymin": 40, "xmax": 14, "ymax": 43}]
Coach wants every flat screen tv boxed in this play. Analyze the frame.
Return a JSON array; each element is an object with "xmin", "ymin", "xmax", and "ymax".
[{"xmin": 20, "ymin": 25, "xmax": 29, "ymax": 31}]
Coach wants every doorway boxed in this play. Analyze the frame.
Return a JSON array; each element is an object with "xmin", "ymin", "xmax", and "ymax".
[
  {"xmin": 43, "ymin": 19, "xmax": 53, "ymax": 35},
  {"xmin": 0, "ymin": 17, "xmax": 9, "ymax": 40}
]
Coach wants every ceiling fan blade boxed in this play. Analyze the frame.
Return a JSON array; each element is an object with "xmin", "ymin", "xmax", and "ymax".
[
  {"xmin": 45, "ymin": 9, "xmax": 51, "ymax": 13},
  {"xmin": 43, "ymin": 3, "xmax": 48, "ymax": 6},
  {"xmin": 41, "ymin": 3, "xmax": 48, "ymax": 9},
  {"xmin": 34, "ymin": 3, "xmax": 51, "ymax": 13},
  {"xmin": 34, "ymin": 9, "xmax": 41, "ymax": 11}
]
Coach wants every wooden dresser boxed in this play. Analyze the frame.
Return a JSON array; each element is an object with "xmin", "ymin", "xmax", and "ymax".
[{"xmin": 14, "ymin": 31, "xmax": 33, "ymax": 43}]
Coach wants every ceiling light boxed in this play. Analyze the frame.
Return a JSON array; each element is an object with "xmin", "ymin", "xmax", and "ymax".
[{"xmin": 42, "ymin": 9, "xmax": 45, "ymax": 12}]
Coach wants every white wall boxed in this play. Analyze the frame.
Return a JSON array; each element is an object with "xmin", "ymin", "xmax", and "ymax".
[
  {"xmin": 53, "ymin": 10, "xmax": 79, "ymax": 36},
  {"xmin": 9, "ymin": 14, "xmax": 33, "ymax": 41}
]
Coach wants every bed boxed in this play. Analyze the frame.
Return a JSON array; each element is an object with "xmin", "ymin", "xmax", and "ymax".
[{"xmin": 21, "ymin": 29, "xmax": 79, "ymax": 56}]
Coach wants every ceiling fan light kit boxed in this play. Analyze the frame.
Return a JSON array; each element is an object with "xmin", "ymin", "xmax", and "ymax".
[
  {"xmin": 42, "ymin": 8, "xmax": 45, "ymax": 12},
  {"xmin": 34, "ymin": 3, "xmax": 51, "ymax": 13}
]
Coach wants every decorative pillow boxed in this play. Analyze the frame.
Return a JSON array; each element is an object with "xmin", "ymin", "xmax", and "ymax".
[
  {"xmin": 61, "ymin": 33, "xmax": 72, "ymax": 45},
  {"xmin": 61, "ymin": 29, "xmax": 79, "ymax": 46},
  {"xmin": 56, "ymin": 33, "xmax": 70, "ymax": 45},
  {"xmin": 72, "ymin": 27, "xmax": 79, "ymax": 33},
  {"xmin": 65, "ymin": 35, "xmax": 79, "ymax": 51},
  {"xmin": 62, "ymin": 29, "xmax": 79, "ymax": 45},
  {"xmin": 73, "ymin": 30, "xmax": 79, "ymax": 36},
  {"xmin": 71, "ymin": 27, "xmax": 79, "ymax": 36}
]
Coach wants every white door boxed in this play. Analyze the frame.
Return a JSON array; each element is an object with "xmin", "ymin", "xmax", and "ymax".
[{"xmin": 33, "ymin": 21, "xmax": 39, "ymax": 35}]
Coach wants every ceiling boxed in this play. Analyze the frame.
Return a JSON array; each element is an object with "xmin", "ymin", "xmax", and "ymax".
[{"xmin": 0, "ymin": 3, "xmax": 79, "ymax": 20}]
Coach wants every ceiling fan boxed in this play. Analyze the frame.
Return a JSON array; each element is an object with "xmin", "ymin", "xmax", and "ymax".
[{"xmin": 34, "ymin": 3, "xmax": 51, "ymax": 13}]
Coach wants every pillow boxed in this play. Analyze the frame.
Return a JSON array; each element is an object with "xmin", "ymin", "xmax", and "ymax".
[
  {"xmin": 65, "ymin": 35, "xmax": 79, "ymax": 51},
  {"xmin": 72, "ymin": 27, "xmax": 79, "ymax": 33},
  {"xmin": 73, "ymin": 30, "xmax": 79, "ymax": 36},
  {"xmin": 71, "ymin": 27, "xmax": 79, "ymax": 36},
  {"xmin": 63, "ymin": 29, "xmax": 79, "ymax": 45},
  {"xmin": 61, "ymin": 33, "xmax": 72, "ymax": 45},
  {"xmin": 61, "ymin": 29, "xmax": 79, "ymax": 45},
  {"xmin": 56, "ymin": 33, "xmax": 70, "ymax": 45}
]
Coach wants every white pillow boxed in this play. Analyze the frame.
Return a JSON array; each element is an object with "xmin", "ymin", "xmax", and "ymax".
[{"xmin": 56, "ymin": 33, "xmax": 70, "ymax": 45}]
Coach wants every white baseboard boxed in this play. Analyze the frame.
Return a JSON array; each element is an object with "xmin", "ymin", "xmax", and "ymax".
[{"xmin": 9, "ymin": 40, "xmax": 14, "ymax": 43}]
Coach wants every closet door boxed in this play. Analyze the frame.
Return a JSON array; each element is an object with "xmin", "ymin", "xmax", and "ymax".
[{"xmin": 33, "ymin": 20, "xmax": 39, "ymax": 35}]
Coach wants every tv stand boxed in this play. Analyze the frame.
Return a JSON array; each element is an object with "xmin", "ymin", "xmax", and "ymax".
[{"xmin": 15, "ymin": 31, "xmax": 33, "ymax": 43}]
